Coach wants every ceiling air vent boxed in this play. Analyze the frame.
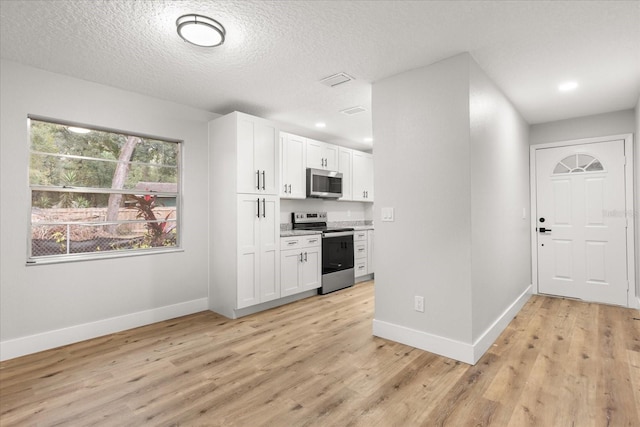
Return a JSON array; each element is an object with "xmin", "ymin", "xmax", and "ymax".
[
  {"xmin": 340, "ymin": 106, "xmax": 367, "ymax": 116},
  {"xmin": 319, "ymin": 72, "xmax": 354, "ymax": 87}
]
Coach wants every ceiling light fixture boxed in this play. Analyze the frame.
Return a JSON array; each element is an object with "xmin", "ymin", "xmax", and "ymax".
[
  {"xmin": 558, "ymin": 81, "xmax": 578, "ymax": 92},
  {"xmin": 315, "ymin": 122, "xmax": 326, "ymax": 128},
  {"xmin": 364, "ymin": 137, "xmax": 373, "ymax": 143},
  {"xmin": 176, "ymin": 14, "xmax": 225, "ymax": 47}
]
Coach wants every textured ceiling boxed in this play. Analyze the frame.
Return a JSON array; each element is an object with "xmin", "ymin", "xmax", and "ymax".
[{"xmin": 1, "ymin": 0, "xmax": 639, "ymax": 150}]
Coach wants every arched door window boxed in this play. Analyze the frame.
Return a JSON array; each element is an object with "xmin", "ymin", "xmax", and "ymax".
[{"xmin": 553, "ymin": 154, "xmax": 604, "ymax": 174}]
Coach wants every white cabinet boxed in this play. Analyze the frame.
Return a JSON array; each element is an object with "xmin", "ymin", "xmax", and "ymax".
[
  {"xmin": 338, "ymin": 147, "xmax": 353, "ymax": 201},
  {"xmin": 237, "ymin": 195, "xmax": 280, "ymax": 308},
  {"xmin": 307, "ymin": 139, "xmax": 338, "ymax": 170},
  {"xmin": 280, "ymin": 132, "xmax": 306, "ymax": 199},
  {"xmin": 237, "ymin": 114, "xmax": 278, "ymax": 195},
  {"xmin": 209, "ymin": 112, "xmax": 281, "ymax": 318},
  {"xmin": 354, "ymin": 229, "xmax": 374, "ymax": 278},
  {"xmin": 353, "ymin": 151, "xmax": 374, "ymax": 202},
  {"xmin": 367, "ymin": 229, "xmax": 374, "ymax": 274},
  {"xmin": 280, "ymin": 235, "xmax": 322, "ymax": 297}
]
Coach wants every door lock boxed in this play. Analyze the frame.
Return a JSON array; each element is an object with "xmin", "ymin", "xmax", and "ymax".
[{"xmin": 539, "ymin": 227, "xmax": 552, "ymax": 233}]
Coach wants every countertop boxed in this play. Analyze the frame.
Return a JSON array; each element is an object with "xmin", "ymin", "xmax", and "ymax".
[{"xmin": 280, "ymin": 230, "xmax": 323, "ymax": 238}]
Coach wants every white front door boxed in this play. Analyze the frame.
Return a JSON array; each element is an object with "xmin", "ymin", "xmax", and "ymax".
[{"xmin": 535, "ymin": 140, "xmax": 628, "ymax": 306}]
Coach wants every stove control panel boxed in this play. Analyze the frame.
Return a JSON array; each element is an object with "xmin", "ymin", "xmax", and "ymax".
[{"xmin": 292, "ymin": 212, "xmax": 327, "ymax": 224}]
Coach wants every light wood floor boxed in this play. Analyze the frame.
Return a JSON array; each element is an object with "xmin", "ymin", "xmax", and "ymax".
[{"xmin": 1, "ymin": 281, "xmax": 639, "ymax": 426}]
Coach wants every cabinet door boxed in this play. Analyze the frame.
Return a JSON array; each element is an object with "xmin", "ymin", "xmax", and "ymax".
[
  {"xmin": 237, "ymin": 195, "xmax": 260, "ymax": 308},
  {"xmin": 237, "ymin": 116, "xmax": 278, "ymax": 195},
  {"xmin": 353, "ymin": 151, "xmax": 374, "ymax": 202},
  {"xmin": 254, "ymin": 122, "xmax": 278, "ymax": 195},
  {"xmin": 237, "ymin": 118, "xmax": 259, "ymax": 194},
  {"xmin": 367, "ymin": 230, "xmax": 374, "ymax": 274},
  {"xmin": 260, "ymin": 196, "xmax": 280, "ymax": 302},
  {"xmin": 280, "ymin": 249, "xmax": 302, "ymax": 297},
  {"xmin": 301, "ymin": 247, "xmax": 321, "ymax": 291},
  {"xmin": 324, "ymin": 143, "xmax": 339, "ymax": 170},
  {"xmin": 306, "ymin": 139, "xmax": 323, "ymax": 169},
  {"xmin": 282, "ymin": 133, "xmax": 306, "ymax": 199},
  {"xmin": 338, "ymin": 147, "xmax": 353, "ymax": 201}
]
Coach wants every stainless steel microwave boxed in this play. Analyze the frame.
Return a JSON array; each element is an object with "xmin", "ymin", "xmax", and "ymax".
[{"xmin": 306, "ymin": 168, "xmax": 343, "ymax": 199}]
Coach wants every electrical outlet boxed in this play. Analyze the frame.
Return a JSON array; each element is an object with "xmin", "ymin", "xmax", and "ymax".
[{"xmin": 414, "ymin": 296, "xmax": 425, "ymax": 312}]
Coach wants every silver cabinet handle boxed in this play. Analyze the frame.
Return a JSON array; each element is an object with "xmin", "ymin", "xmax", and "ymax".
[
  {"xmin": 287, "ymin": 241, "xmax": 298, "ymax": 246},
  {"xmin": 304, "ymin": 252, "xmax": 307, "ymax": 262},
  {"xmin": 262, "ymin": 198, "xmax": 266, "ymax": 217},
  {"xmin": 308, "ymin": 239, "xmax": 318, "ymax": 243},
  {"xmin": 284, "ymin": 184, "xmax": 288, "ymax": 193},
  {"xmin": 261, "ymin": 171, "xmax": 265, "ymax": 190},
  {"xmin": 256, "ymin": 198, "xmax": 260, "ymax": 218},
  {"xmin": 299, "ymin": 252, "xmax": 304, "ymax": 262},
  {"xmin": 256, "ymin": 170, "xmax": 261, "ymax": 190},
  {"xmin": 288, "ymin": 184, "xmax": 291, "ymax": 193}
]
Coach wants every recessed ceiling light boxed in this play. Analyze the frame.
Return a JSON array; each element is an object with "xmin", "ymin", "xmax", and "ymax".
[
  {"xmin": 364, "ymin": 137, "xmax": 373, "ymax": 143},
  {"xmin": 315, "ymin": 122, "xmax": 326, "ymax": 128},
  {"xmin": 558, "ymin": 81, "xmax": 578, "ymax": 92},
  {"xmin": 176, "ymin": 14, "xmax": 225, "ymax": 47},
  {"xmin": 68, "ymin": 127, "xmax": 91, "ymax": 134}
]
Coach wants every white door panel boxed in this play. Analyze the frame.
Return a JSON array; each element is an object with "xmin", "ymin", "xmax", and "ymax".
[{"xmin": 536, "ymin": 140, "xmax": 627, "ymax": 306}]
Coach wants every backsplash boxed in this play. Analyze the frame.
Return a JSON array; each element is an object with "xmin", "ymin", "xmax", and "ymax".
[{"xmin": 280, "ymin": 219, "xmax": 373, "ymax": 231}]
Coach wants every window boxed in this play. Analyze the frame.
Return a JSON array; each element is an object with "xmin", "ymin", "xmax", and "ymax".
[
  {"xmin": 28, "ymin": 117, "xmax": 181, "ymax": 263},
  {"xmin": 553, "ymin": 154, "xmax": 603, "ymax": 174}
]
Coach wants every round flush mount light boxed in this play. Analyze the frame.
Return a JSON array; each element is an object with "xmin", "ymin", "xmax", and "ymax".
[
  {"xmin": 364, "ymin": 137, "xmax": 373, "ymax": 143},
  {"xmin": 315, "ymin": 122, "xmax": 326, "ymax": 128},
  {"xmin": 558, "ymin": 81, "xmax": 578, "ymax": 92},
  {"xmin": 176, "ymin": 14, "xmax": 225, "ymax": 47}
]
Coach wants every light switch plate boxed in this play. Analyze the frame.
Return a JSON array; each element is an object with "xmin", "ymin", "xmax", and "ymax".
[{"xmin": 381, "ymin": 207, "xmax": 394, "ymax": 222}]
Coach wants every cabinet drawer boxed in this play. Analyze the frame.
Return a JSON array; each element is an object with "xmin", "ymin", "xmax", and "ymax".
[
  {"xmin": 355, "ymin": 259, "xmax": 368, "ymax": 277},
  {"xmin": 355, "ymin": 242, "xmax": 367, "ymax": 259},
  {"xmin": 281, "ymin": 235, "xmax": 321, "ymax": 249},
  {"xmin": 281, "ymin": 236, "xmax": 302, "ymax": 248},
  {"xmin": 354, "ymin": 231, "xmax": 368, "ymax": 241},
  {"xmin": 303, "ymin": 235, "xmax": 321, "ymax": 247}
]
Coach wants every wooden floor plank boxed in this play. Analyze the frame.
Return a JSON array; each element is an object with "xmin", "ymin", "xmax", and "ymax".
[{"xmin": 1, "ymin": 282, "xmax": 639, "ymax": 426}]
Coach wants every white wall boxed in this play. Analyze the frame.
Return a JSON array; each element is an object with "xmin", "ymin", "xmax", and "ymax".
[
  {"xmin": 636, "ymin": 98, "xmax": 640, "ymax": 304},
  {"xmin": 372, "ymin": 54, "xmax": 474, "ymax": 346},
  {"xmin": 468, "ymin": 59, "xmax": 531, "ymax": 343},
  {"xmin": 0, "ymin": 60, "xmax": 217, "ymax": 360},
  {"xmin": 372, "ymin": 53, "xmax": 530, "ymax": 364},
  {"xmin": 529, "ymin": 109, "xmax": 635, "ymax": 145}
]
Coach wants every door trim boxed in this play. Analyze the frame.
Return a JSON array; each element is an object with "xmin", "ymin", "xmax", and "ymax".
[{"xmin": 529, "ymin": 134, "xmax": 637, "ymax": 308}]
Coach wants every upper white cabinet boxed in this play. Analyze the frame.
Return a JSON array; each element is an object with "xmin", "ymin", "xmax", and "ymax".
[
  {"xmin": 307, "ymin": 139, "xmax": 338, "ymax": 171},
  {"xmin": 236, "ymin": 114, "xmax": 278, "ymax": 195},
  {"xmin": 353, "ymin": 151, "xmax": 374, "ymax": 202},
  {"xmin": 338, "ymin": 147, "xmax": 353, "ymax": 201},
  {"xmin": 280, "ymin": 132, "xmax": 306, "ymax": 199}
]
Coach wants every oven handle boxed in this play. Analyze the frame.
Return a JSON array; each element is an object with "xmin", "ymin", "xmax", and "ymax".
[{"xmin": 322, "ymin": 231, "xmax": 354, "ymax": 238}]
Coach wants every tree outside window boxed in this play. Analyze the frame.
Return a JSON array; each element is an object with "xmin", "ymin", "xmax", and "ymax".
[{"xmin": 28, "ymin": 118, "xmax": 181, "ymax": 262}]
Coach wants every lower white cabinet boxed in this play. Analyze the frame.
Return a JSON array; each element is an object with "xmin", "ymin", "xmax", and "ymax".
[
  {"xmin": 354, "ymin": 229, "xmax": 374, "ymax": 278},
  {"xmin": 237, "ymin": 195, "xmax": 280, "ymax": 309},
  {"xmin": 280, "ymin": 235, "xmax": 322, "ymax": 297}
]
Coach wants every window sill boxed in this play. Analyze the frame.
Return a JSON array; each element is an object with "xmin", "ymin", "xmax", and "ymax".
[{"xmin": 26, "ymin": 247, "xmax": 185, "ymax": 266}]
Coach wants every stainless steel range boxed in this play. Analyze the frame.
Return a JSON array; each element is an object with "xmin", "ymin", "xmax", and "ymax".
[{"xmin": 292, "ymin": 212, "xmax": 355, "ymax": 294}]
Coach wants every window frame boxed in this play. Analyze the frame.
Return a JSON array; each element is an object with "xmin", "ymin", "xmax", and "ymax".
[{"xmin": 26, "ymin": 115, "xmax": 184, "ymax": 265}]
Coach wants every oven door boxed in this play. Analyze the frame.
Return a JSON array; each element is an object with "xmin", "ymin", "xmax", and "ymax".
[{"xmin": 322, "ymin": 232, "xmax": 354, "ymax": 275}]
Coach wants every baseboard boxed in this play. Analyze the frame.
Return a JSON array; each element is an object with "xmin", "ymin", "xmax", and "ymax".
[
  {"xmin": 471, "ymin": 285, "xmax": 532, "ymax": 362},
  {"xmin": 0, "ymin": 297, "xmax": 208, "ymax": 361},
  {"xmin": 372, "ymin": 284, "xmax": 532, "ymax": 365},
  {"xmin": 373, "ymin": 319, "xmax": 475, "ymax": 364}
]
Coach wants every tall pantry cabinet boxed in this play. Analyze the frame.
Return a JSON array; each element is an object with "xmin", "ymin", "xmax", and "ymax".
[{"xmin": 209, "ymin": 112, "xmax": 280, "ymax": 318}]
